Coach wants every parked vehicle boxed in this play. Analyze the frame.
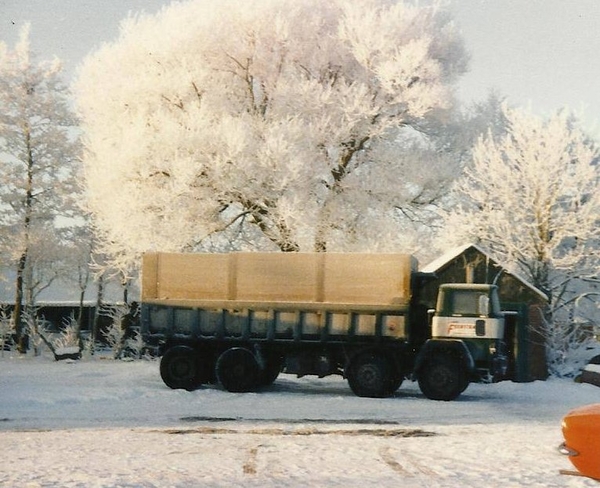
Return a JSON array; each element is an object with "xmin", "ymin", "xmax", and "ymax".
[{"xmin": 141, "ymin": 252, "xmax": 509, "ymax": 400}]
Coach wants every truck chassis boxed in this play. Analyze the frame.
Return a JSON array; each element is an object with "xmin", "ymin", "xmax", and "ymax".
[{"xmin": 142, "ymin": 302, "xmax": 469, "ymax": 401}]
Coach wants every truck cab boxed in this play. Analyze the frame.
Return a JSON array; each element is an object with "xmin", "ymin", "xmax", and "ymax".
[
  {"xmin": 431, "ymin": 283, "xmax": 508, "ymax": 381},
  {"xmin": 412, "ymin": 283, "xmax": 509, "ymax": 401},
  {"xmin": 432, "ymin": 284, "xmax": 504, "ymax": 339}
]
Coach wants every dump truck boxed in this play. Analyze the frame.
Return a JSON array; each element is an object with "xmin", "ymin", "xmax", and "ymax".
[{"xmin": 140, "ymin": 252, "xmax": 509, "ymax": 401}]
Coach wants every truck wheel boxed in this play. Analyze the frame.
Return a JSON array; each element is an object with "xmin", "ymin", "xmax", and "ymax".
[
  {"xmin": 390, "ymin": 375, "xmax": 404, "ymax": 393},
  {"xmin": 216, "ymin": 347, "xmax": 260, "ymax": 393},
  {"xmin": 418, "ymin": 355, "xmax": 466, "ymax": 401},
  {"xmin": 347, "ymin": 353, "xmax": 393, "ymax": 398},
  {"xmin": 160, "ymin": 345, "xmax": 202, "ymax": 391},
  {"xmin": 259, "ymin": 354, "xmax": 283, "ymax": 387}
]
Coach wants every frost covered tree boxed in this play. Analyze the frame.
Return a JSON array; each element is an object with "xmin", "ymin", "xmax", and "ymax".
[
  {"xmin": 76, "ymin": 0, "xmax": 468, "ymax": 271},
  {"xmin": 101, "ymin": 303, "xmax": 131, "ymax": 360},
  {"xmin": 442, "ymin": 105, "xmax": 600, "ymax": 375},
  {"xmin": 399, "ymin": 91, "xmax": 509, "ymax": 264},
  {"xmin": 0, "ymin": 25, "xmax": 82, "ymax": 351}
]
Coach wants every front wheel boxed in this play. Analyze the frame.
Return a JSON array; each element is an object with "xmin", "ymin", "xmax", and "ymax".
[
  {"xmin": 417, "ymin": 355, "xmax": 466, "ymax": 401},
  {"xmin": 347, "ymin": 353, "xmax": 393, "ymax": 398}
]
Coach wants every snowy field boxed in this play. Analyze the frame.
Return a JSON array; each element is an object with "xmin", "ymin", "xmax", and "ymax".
[{"xmin": 1, "ymin": 354, "xmax": 599, "ymax": 487}]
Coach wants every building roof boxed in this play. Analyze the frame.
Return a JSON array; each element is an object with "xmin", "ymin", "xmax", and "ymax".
[
  {"xmin": 422, "ymin": 243, "xmax": 548, "ymax": 301},
  {"xmin": 421, "ymin": 243, "xmax": 484, "ymax": 274}
]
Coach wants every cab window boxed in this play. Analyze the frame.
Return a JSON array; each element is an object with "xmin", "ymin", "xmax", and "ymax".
[{"xmin": 450, "ymin": 290, "xmax": 490, "ymax": 317}]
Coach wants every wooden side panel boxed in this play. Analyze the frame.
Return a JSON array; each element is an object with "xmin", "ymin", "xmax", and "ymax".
[
  {"xmin": 154, "ymin": 253, "xmax": 231, "ymax": 300},
  {"xmin": 235, "ymin": 253, "xmax": 320, "ymax": 302},
  {"xmin": 141, "ymin": 253, "xmax": 159, "ymax": 301},
  {"xmin": 323, "ymin": 253, "xmax": 415, "ymax": 305},
  {"xmin": 143, "ymin": 251, "xmax": 415, "ymax": 307}
]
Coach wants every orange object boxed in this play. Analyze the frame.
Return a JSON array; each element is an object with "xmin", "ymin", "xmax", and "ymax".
[{"xmin": 561, "ymin": 404, "xmax": 600, "ymax": 480}]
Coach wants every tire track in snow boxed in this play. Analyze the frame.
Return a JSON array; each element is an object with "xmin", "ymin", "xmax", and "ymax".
[
  {"xmin": 379, "ymin": 446, "xmax": 440, "ymax": 478},
  {"xmin": 400, "ymin": 450, "xmax": 439, "ymax": 477},
  {"xmin": 379, "ymin": 446, "xmax": 413, "ymax": 476},
  {"xmin": 243, "ymin": 445, "xmax": 261, "ymax": 475}
]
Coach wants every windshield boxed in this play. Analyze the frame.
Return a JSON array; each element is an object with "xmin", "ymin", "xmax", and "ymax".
[{"xmin": 437, "ymin": 287, "xmax": 500, "ymax": 317}]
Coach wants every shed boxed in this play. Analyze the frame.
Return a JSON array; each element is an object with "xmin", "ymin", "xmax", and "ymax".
[{"xmin": 421, "ymin": 244, "xmax": 548, "ymax": 382}]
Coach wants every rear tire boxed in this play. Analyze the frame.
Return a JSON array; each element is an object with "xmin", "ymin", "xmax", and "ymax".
[
  {"xmin": 418, "ymin": 355, "xmax": 466, "ymax": 401},
  {"xmin": 347, "ymin": 353, "xmax": 393, "ymax": 398},
  {"xmin": 160, "ymin": 345, "xmax": 202, "ymax": 391},
  {"xmin": 216, "ymin": 347, "xmax": 260, "ymax": 393},
  {"xmin": 259, "ymin": 353, "xmax": 283, "ymax": 387},
  {"xmin": 390, "ymin": 374, "xmax": 404, "ymax": 393}
]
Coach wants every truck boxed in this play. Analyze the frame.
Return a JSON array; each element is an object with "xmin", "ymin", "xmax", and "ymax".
[{"xmin": 140, "ymin": 251, "xmax": 509, "ymax": 401}]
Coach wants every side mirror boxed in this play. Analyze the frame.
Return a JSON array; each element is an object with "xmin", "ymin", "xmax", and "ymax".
[
  {"xmin": 478, "ymin": 295, "xmax": 490, "ymax": 316},
  {"xmin": 427, "ymin": 309, "xmax": 435, "ymax": 327}
]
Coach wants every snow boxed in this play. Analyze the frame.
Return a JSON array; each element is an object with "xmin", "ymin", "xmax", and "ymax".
[
  {"xmin": 1, "ymin": 354, "xmax": 599, "ymax": 487},
  {"xmin": 586, "ymin": 364, "xmax": 600, "ymax": 373}
]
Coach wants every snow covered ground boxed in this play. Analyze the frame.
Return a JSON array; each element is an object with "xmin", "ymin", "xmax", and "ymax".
[{"xmin": 1, "ymin": 353, "xmax": 599, "ymax": 487}]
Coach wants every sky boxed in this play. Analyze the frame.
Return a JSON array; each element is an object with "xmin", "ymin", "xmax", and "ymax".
[{"xmin": 1, "ymin": 0, "xmax": 600, "ymax": 133}]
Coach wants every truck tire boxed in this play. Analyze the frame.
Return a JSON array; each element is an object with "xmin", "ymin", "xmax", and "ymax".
[
  {"xmin": 160, "ymin": 345, "xmax": 203, "ymax": 391},
  {"xmin": 390, "ymin": 375, "xmax": 404, "ymax": 393},
  {"xmin": 259, "ymin": 354, "xmax": 283, "ymax": 387},
  {"xmin": 418, "ymin": 355, "xmax": 466, "ymax": 401},
  {"xmin": 347, "ymin": 353, "xmax": 393, "ymax": 398},
  {"xmin": 216, "ymin": 347, "xmax": 260, "ymax": 393}
]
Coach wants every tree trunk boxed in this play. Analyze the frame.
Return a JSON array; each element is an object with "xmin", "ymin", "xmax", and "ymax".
[
  {"xmin": 77, "ymin": 287, "xmax": 86, "ymax": 351},
  {"xmin": 121, "ymin": 273, "xmax": 129, "ymax": 305},
  {"xmin": 14, "ymin": 124, "xmax": 35, "ymax": 354},
  {"xmin": 77, "ymin": 288, "xmax": 85, "ymax": 327},
  {"xmin": 91, "ymin": 276, "xmax": 105, "ymax": 353},
  {"xmin": 14, "ymin": 252, "xmax": 27, "ymax": 353}
]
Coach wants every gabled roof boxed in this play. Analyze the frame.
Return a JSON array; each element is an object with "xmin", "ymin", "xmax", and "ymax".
[
  {"xmin": 422, "ymin": 243, "xmax": 548, "ymax": 301},
  {"xmin": 421, "ymin": 243, "xmax": 486, "ymax": 274}
]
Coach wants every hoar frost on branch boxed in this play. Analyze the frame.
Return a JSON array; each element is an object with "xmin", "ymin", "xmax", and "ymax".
[
  {"xmin": 444, "ymin": 106, "xmax": 600, "ymax": 301},
  {"xmin": 442, "ymin": 105, "xmax": 600, "ymax": 375},
  {"xmin": 76, "ymin": 0, "xmax": 468, "ymax": 271}
]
